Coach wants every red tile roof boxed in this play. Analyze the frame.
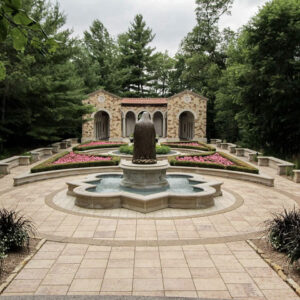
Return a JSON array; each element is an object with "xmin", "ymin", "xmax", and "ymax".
[{"xmin": 121, "ymin": 98, "xmax": 167, "ymax": 105}]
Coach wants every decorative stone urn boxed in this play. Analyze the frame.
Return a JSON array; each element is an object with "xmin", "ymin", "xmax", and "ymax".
[{"xmin": 120, "ymin": 160, "xmax": 169, "ymax": 190}]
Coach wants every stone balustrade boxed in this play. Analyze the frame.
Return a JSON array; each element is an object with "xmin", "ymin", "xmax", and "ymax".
[
  {"xmin": 258, "ymin": 156, "xmax": 294, "ymax": 175},
  {"xmin": 0, "ymin": 156, "xmax": 31, "ymax": 175},
  {"xmin": 0, "ymin": 138, "xmax": 78, "ymax": 175},
  {"xmin": 293, "ymin": 170, "xmax": 300, "ymax": 183},
  {"xmin": 210, "ymin": 139, "xmax": 222, "ymax": 145}
]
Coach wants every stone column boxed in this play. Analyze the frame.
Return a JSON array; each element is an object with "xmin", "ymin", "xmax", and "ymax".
[
  {"xmin": 163, "ymin": 115, "xmax": 166, "ymax": 137},
  {"xmin": 122, "ymin": 114, "xmax": 126, "ymax": 137}
]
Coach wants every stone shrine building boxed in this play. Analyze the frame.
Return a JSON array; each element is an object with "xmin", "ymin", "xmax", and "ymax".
[{"xmin": 82, "ymin": 90, "xmax": 207, "ymax": 142}]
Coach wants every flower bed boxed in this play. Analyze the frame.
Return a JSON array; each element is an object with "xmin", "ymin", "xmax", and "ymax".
[
  {"xmin": 169, "ymin": 151, "xmax": 258, "ymax": 174},
  {"xmin": 31, "ymin": 151, "xmax": 120, "ymax": 173},
  {"xmin": 162, "ymin": 141, "xmax": 215, "ymax": 152},
  {"xmin": 73, "ymin": 141, "xmax": 127, "ymax": 151}
]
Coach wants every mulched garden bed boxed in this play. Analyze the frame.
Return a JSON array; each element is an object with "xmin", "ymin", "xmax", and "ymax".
[
  {"xmin": 0, "ymin": 238, "xmax": 40, "ymax": 286},
  {"xmin": 251, "ymin": 238, "xmax": 300, "ymax": 287}
]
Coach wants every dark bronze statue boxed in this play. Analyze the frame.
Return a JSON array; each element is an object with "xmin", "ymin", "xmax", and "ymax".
[{"xmin": 132, "ymin": 112, "xmax": 157, "ymax": 164}]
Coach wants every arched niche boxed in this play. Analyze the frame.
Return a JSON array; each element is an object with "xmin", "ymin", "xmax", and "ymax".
[
  {"xmin": 179, "ymin": 111, "xmax": 195, "ymax": 140},
  {"xmin": 125, "ymin": 111, "xmax": 136, "ymax": 137},
  {"xmin": 94, "ymin": 111, "xmax": 110, "ymax": 140},
  {"xmin": 153, "ymin": 111, "xmax": 164, "ymax": 137}
]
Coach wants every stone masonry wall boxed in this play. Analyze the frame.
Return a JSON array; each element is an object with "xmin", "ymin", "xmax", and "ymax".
[
  {"xmin": 82, "ymin": 90, "xmax": 122, "ymax": 141},
  {"xmin": 167, "ymin": 91, "xmax": 207, "ymax": 140},
  {"xmin": 82, "ymin": 90, "xmax": 207, "ymax": 141}
]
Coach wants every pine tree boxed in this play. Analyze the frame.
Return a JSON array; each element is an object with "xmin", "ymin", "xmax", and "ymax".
[
  {"xmin": 118, "ymin": 14, "xmax": 156, "ymax": 97},
  {"xmin": 0, "ymin": 0, "xmax": 92, "ymax": 152},
  {"xmin": 82, "ymin": 20, "xmax": 120, "ymax": 93}
]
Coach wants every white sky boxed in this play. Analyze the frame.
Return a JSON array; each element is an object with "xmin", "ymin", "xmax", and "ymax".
[{"xmin": 54, "ymin": 0, "xmax": 269, "ymax": 56}]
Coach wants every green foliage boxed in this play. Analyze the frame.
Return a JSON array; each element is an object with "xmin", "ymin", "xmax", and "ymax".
[
  {"xmin": 0, "ymin": 0, "xmax": 93, "ymax": 152},
  {"xmin": 217, "ymin": 0, "xmax": 300, "ymax": 156},
  {"xmin": 169, "ymin": 151, "xmax": 258, "ymax": 174},
  {"xmin": 0, "ymin": 0, "xmax": 57, "ymax": 52},
  {"xmin": 162, "ymin": 142, "xmax": 215, "ymax": 152},
  {"xmin": 265, "ymin": 208, "xmax": 300, "ymax": 264},
  {"xmin": 0, "ymin": 209, "xmax": 35, "ymax": 251},
  {"xmin": 178, "ymin": 0, "xmax": 235, "ymax": 139},
  {"xmin": 78, "ymin": 19, "xmax": 120, "ymax": 93},
  {"xmin": 73, "ymin": 142, "xmax": 127, "ymax": 152},
  {"xmin": 118, "ymin": 14, "xmax": 156, "ymax": 97},
  {"xmin": 119, "ymin": 145, "xmax": 171, "ymax": 155},
  {"xmin": 30, "ymin": 151, "xmax": 120, "ymax": 173}
]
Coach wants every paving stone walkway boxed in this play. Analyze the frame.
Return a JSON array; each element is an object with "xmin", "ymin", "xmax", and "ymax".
[{"xmin": 0, "ymin": 146, "xmax": 299, "ymax": 299}]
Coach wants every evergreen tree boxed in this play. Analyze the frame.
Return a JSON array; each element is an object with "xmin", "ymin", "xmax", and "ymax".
[
  {"xmin": 0, "ymin": 0, "xmax": 92, "ymax": 151},
  {"xmin": 81, "ymin": 19, "xmax": 120, "ymax": 93},
  {"xmin": 118, "ymin": 14, "xmax": 156, "ymax": 97},
  {"xmin": 179, "ymin": 0, "xmax": 234, "ymax": 140},
  {"xmin": 216, "ymin": 0, "xmax": 300, "ymax": 157},
  {"xmin": 151, "ymin": 51, "xmax": 174, "ymax": 97}
]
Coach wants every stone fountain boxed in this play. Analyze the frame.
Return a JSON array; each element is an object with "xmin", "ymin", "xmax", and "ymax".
[
  {"xmin": 67, "ymin": 112, "xmax": 223, "ymax": 213},
  {"xmin": 120, "ymin": 112, "xmax": 169, "ymax": 190}
]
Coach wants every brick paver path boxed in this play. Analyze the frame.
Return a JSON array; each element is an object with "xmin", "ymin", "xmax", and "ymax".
[{"xmin": 0, "ymin": 146, "xmax": 299, "ymax": 299}]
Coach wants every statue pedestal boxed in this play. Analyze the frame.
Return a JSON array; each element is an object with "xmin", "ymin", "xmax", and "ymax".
[{"xmin": 120, "ymin": 160, "xmax": 169, "ymax": 190}]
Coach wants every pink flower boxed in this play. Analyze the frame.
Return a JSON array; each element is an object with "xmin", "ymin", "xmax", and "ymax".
[
  {"xmin": 53, "ymin": 152, "xmax": 112, "ymax": 164},
  {"xmin": 176, "ymin": 153, "xmax": 234, "ymax": 166}
]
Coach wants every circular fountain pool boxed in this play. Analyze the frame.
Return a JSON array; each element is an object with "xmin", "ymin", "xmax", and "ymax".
[{"xmin": 67, "ymin": 173, "xmax": 223, "ymax": 213}]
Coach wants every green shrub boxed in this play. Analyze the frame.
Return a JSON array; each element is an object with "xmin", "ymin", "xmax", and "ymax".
[
  {"xmin": 31, "ymin": 151, "xmax": 120, "ymax": 173},
  {"xmin": 73, "ymin": 141, "xmax": 127, "ymax": 151},
  {"xmin": 0, "ymin": 209, "xmax": 35, "ymax": 252},
  {"xmin": 161, "ymin": 141, "xmax": 215, "ymax": 152},
  {"xmin": 119, "ymin": 145, "xmax": 171, "ymax": 155},
  {"xmin": 169, "ymin": 151, "xmax": 258, "ymax": 174},
  {"xmin": 265, "ymin": 208, "xmax": 300, "ymax": 264}
]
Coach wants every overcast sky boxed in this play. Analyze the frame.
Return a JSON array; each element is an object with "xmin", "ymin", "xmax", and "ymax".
[{"xmin": 54, "ymin": 0, "xmax": 269, "ymax": 56}]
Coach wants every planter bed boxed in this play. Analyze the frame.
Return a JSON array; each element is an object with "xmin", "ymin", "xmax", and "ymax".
[
  {"xmin": 73, "ymin": 141, "xmax": 127, "ymax": 151},
  {"xmin": 119, "ymin": 144, "xmax": 171, "ymax": 155},
  {"xmin": 162, "ymin": 141, "xmax": 215, "ymax": 152},
  {"xmin": 169, "ymin": 151, "xmax": 258, "ymax": 174},
  {"xmin": 31, "ymin": 151, "xmax": 120, "ymax": 173}
]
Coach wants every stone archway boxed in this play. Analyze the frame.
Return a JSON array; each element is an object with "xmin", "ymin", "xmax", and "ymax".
[
  {"xmin": 95, "ymin": 111, "xmax": 110, "ymax": 140},
  {"xmin": 125, "ymin": 111, "xmax": 136, "ymax": 137},
  {"xmin": 153, "ymin": 111, "xmax": 163, "ymax": 137},
  {"xmin": 179, "ymin": 111, "xmax": 195, "ymax": 140}
]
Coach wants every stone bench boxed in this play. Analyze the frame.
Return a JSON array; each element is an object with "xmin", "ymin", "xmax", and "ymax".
[
  {"xmin": 235, "ymin": 148, "xmax": 245, "ymax": 157},
  {"xmin": 228, "ymin": 144, "xmax": 237, "ymax": 154},
  {"xmin": 293, "ymin": 170, "xmax": 300, "ymax": 183},
  {"xmin": 210, "ymin": 139, "xmax": 222, "ymax": 145},
  {"xmin": 258, "ymin": 156, "xmax": 294, "ymax": 175},
  {"xmin": 59, "ymin": 141, "xmax": 68, "ymax": 149},
  {"xmin": 51, "ymin": 143, "xmax": 60, "ymax": 153},
  {"xmin": 216, "ymin": 140, "xmax": 222, "ymax": 148},
  {"xmin": 0, "ymin": 156, "xmax": 31, "ymax": 174},
  {"xmin": 63, "ymin": 139, "xmax": 72, "ymax": 147},
  {"xmin": 220, "ymin": 143, "xmax": 229, "ymax": 150}
]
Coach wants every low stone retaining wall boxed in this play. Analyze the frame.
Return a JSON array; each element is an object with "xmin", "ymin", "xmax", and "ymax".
[
  {"xmin": 293, "ymin": 170, "xmax": 300, "ymax": 183},
  {"xmin": 0, "ymin": 138, "xmax": 78, "ymax": 175},
  {"xmin": 13, "ymin": 165, "xmax": 274, "ymax": 187},
  {"xmin": 0, "ymin": 156, "xmax": 31, "ymax": 175},
  {"xmin": 210, "ymin": 139, "xmax": 299, "ymax": 183},
  {"xmin": 258, "ymin": 156, "xmax": 295, "ymax": 175}
]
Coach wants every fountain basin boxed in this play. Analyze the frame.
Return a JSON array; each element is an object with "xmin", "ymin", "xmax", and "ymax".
[
  {"xmin": 67, "ymin": 173, "xmax": 223, "ymax": 213},
  {"xmin": 120, "ymin": 160, "xmax": 169, "ymax": 190}
]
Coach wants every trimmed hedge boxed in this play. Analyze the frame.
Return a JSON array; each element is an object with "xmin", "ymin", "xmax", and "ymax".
[
  {"xmin": 119, "ymin": 145, "xmax": 171, "ymax": 155},
  {"xmin": 31, "ymin": 151, "xmax": 120, "ymax": 173},
  {"xmin": 169, "ymin": 151, "xmax": 259, "ymax": 174},
  {"xmin": 73, "ymin": 141, "xmax": 127, "ymax": 151},
  {"xmin": 162, "ymin": 141, "xmax": 215, "ymax": 152}
]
